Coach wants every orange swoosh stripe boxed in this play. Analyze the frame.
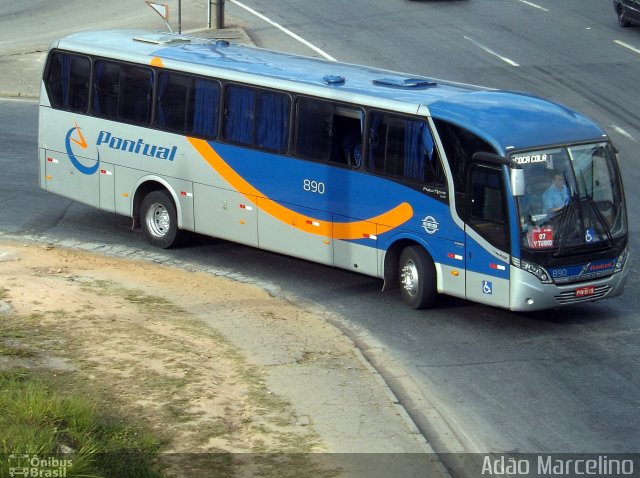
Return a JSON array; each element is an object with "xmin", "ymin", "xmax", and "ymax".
[{"xmin": 188, "ymin": 138, "xmax": 413, "ymax": 240}]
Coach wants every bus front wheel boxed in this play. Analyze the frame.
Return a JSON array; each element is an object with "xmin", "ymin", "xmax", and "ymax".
[
  {"xmin": 399, "ymin": 245, "xmax": 436, "ymax": 309},
  {"xmin": 140, "ymin": 190, "xmax": 184, "ymax": 249}
]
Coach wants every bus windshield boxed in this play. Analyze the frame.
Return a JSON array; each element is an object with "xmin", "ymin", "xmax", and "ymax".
[{"xmin": 512, "ymin": 142, "xmax": 627, "ymax": 253}]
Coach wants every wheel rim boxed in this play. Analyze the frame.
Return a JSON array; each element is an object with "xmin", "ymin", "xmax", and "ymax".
[
  {"xmin": 401, "ymin": 259, "xmax": 419, "ymax": 297},
  {"xmin": 145, "ymin": 203, "xmax": 171, "ymax": 238}
]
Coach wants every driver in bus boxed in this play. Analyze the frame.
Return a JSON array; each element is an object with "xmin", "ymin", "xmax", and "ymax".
[{"xmin": 543, "ymin": 170, "xmax": 570, "ymax": 214}]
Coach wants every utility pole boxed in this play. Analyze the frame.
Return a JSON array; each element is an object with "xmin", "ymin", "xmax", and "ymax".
[{"xmin": 208, "ymin": 0, "xmax": 225, "ymax": 29}]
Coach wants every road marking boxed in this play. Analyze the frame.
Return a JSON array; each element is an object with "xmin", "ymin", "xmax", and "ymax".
[
  {"xmin": 464, "ymin": 36, "xmax": 520, "ymax": 67},
  {"xmin": 611, "ymin": 125, "xmax": 636, "ymax": 142},
  {"xmin": 228, "ymin": 0, "xmax": 337, "ymax": 61},
  {"xmin": 517, "ymin": 0, "xmax": 549, "ymax": 12},
  {"xmin": 614, "ymin": 39, "xmax": 640, "ymax": 56}
]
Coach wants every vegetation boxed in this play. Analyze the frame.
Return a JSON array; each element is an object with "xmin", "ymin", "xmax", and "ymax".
[{"xmin": 0, "ymin": 370, "xmax": 164, "ymax": 478}]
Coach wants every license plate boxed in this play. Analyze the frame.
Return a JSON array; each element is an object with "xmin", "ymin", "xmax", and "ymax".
[{"xmin": 575, "ymin": 286, "xmax": 595, "ymax": 297}]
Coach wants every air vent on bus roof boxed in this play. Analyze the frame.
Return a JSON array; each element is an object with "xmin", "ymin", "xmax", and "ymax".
[
  {"xmin": 323, "ymin": 75, "xmax": 345, "ymax": 86},
  {"xmin": 373, "ymin": 77, "xmax": 437, "ymax": 89},
  {"xmin": 133, "ymin": 34, "xmax": 192, "ymax": 45}
]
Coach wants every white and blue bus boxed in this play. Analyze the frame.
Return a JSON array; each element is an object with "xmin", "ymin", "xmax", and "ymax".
[{"xmin": 39, "ymin": 30, "xmax": 629, "ymax": 311}]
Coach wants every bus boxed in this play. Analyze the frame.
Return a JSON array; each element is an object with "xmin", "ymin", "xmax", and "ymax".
[{"xmin": 38, "ymin": 29, "xmax": 629, "ymax": 311}]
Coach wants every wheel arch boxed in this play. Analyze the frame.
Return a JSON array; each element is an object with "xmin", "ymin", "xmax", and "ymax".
[
  {"xmin": 131, "ymin": 176, "xmax": 183, "ymax": 230},
  {"xmin": 382, "ymin": 235, "xmax": 439, "ymax": 291}
]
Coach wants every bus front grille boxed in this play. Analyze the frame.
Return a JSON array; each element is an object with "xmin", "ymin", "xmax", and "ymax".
[{"xmin": 554, "ymin": 285, "xmax": 611, "ymax": 304}]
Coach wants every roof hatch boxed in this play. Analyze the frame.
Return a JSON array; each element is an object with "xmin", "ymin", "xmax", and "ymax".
[
  {"xmin": 373, "ymin": 77, "xmax": 437, "ymax": 89},
  {"xmin": 133, "ymin": 33, "xmax": 192, "ymax": 45}
]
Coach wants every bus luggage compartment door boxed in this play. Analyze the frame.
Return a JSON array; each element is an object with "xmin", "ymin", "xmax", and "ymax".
[
  {"xmin": 333, "ymin": 214, "xmax": 378, "ymax": 276},
  {"xmin": 44, "ymin": 149, "xmax": 100, "ymax": 208},
  {"xmin": 193, "ymin": 183, "xmax": 258, "ymax": 247},
  {"xmin": 257, "ymin": 200, "xmax": 333, "ymax": 266}
]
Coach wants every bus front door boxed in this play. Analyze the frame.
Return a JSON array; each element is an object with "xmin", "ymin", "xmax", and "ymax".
[{"xmin": 464, "ymin": 164, "xmax": 511, "ymax": 308}]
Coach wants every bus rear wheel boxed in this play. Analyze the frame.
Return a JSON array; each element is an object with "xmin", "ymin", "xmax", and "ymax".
[
  {"xmin": 140, "ymin": 190, "xmax": 184, "ymax": 249},
  {"xmin": 399, "ymin": 245, "xmax": 436, "ymax": 309}
]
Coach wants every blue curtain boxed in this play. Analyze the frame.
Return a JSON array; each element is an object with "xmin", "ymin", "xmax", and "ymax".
[
  {"xmin": 192, "ymin": 79, "xmax": 218, "ymax": 137},
  {"xmin": 256, "ymin": 92, "xmax": 289, "ymax": 151},
  {"xmin": 404, "ymin": 120, "xmax": 427, "ymax": 181},
  {"xmin": 225, "ymin": 86, "xmax": 255, "ymax": 144}
]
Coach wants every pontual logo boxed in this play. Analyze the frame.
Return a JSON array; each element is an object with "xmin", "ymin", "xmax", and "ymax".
[
  {"xmin": 97, "ymin": 131, "xmax": 177, "ymax": 161},
  {"xmin": 65, "ymin": 123, "xmax": 177, "ymax": 175},
  {"xmin": 65, "ymin": 122, "xmax": 100, "ymax": 175}
]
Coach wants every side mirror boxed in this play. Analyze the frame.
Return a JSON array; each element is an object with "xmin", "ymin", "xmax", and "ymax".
[{"xmin": 511, "ymin": 168, "xmax": 525, "ymax": 196}]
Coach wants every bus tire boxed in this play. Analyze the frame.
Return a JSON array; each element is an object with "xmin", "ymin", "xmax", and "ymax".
[
  {"xmin": 399, "ymin": 245, "xmax": 436, "ymax": 309},
  {"xmin": 140, "ymin": 190, "xmax": 184, "ymax": 249}
]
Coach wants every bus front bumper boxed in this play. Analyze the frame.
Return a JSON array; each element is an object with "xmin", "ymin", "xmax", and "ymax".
[{"xmin": 509, "ymin": 264, "xmax": 629, "ymax": 312}]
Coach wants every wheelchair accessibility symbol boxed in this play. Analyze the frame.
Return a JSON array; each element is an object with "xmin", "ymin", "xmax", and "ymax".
[
  {"xmin": 482, "ymin": 280, "xmax": 493, "ymax": 295},
  {"xmin": 585, "ymin": 228, "xmax": 596, "ymax": 243}
]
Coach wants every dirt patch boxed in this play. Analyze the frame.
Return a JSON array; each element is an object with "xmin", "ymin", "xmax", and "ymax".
[{"xmin": 0, "ymin": 240, "xmax": 338, "ymax": 456}]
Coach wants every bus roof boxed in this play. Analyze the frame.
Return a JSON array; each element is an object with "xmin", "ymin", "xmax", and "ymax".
[{"xmin": 55, "ymin": 29, "xmax": 606, "ymax": 154}]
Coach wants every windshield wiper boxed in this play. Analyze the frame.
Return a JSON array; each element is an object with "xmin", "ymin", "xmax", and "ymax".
[{"xmin": 553, "ymin": 194, "xmax": 614, "ymax": 257}]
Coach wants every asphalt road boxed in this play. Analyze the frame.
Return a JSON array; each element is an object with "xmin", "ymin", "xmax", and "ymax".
[{"xmin": 2, "ymin": 0, "xmax": 640, "ymax": 462}]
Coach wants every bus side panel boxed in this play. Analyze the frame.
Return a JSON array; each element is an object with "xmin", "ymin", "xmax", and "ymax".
[
  {"xmin": 40, "ymin": 108, "xmax": 101, "ymax": 208},
  {"xmin": 333, "ymin": 216, "xmax": 378, "ymax": 277},
  {"xmin": 193, "ymin": 183, "xmax": 258, "ymax": 247},
  {"xmin": 44, "ymin": 148, "xmax": 100, "ymax": 208},
  {"xmin": 114, "ymin": 165, "xmax": 137, "ymax": 217},
  {"xmin": 99, "ymin": 162, "xmax": 116, "ymax": 213},
  {"xmin": 436, "ymin": 264, "xmax": 467, "ymax": 299},
  {"xmin": 256, "ymin": 199, "xmax": 333, "ymax": 265},
  {"xmin": 464, "ymin": 235, "xmax": 510, "ymax": 308},
  {"xmin": 39, "ymin": 148, "xmax": 47, "ymax": 190}
]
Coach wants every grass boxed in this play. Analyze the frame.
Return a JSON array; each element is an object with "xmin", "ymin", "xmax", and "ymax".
[{"xmin": 0, "ymin": 371, "xmax": 165, "ymax": 478}]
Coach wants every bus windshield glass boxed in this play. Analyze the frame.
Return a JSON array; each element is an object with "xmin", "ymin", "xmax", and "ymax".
[{"xmin": 512, "ymin": 142, "xmax": 627, "ymax": 253}]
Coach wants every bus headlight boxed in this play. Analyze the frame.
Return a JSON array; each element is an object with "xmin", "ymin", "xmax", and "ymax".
[
  {"xmin": 615, "ymin": 245, "xmax": 629, "ymax": 273},
  {"xmin": 512, "ymin": 257, "xmax": 553, "ymax": 284}
]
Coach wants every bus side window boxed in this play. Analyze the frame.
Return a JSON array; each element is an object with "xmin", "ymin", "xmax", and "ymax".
[
  {"xmin": 119, "ymin": 65, "xmax": 153, "ymax": 125},
  {"xmin": 367, "ymin": 112, "xmax": 445, "ymax": 186},
  {"xmin": 433, "ymin": 119, "xmax": 496, "ymax": 216},
  {"xmin": 92, "ymin": 61, "xmax": 153, "ymax": 125},
  {"xmin": 294, "ymin": 98, "xmax": 333, "ymax": 161},
  {"xmin": 467, "ymin": 165, "xmax": 509, "ymax": 251},
  {"xmin": 45, "ymin": 52, "xmax": 91, "ymax": 113},
  {"xmin": 294, "ymin": 98, "xmax": 363, "ymax": 166},
  {"xmin": 157, "ymin": 72, "xmax": 190, "ymax": 132},
  {"xmin": 223, "ymin": 85, "xmax": 290, "ymax": 153},
  {"xmin": 156, "ymin": 72, "xmax": 220, "ymax": 138}
]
